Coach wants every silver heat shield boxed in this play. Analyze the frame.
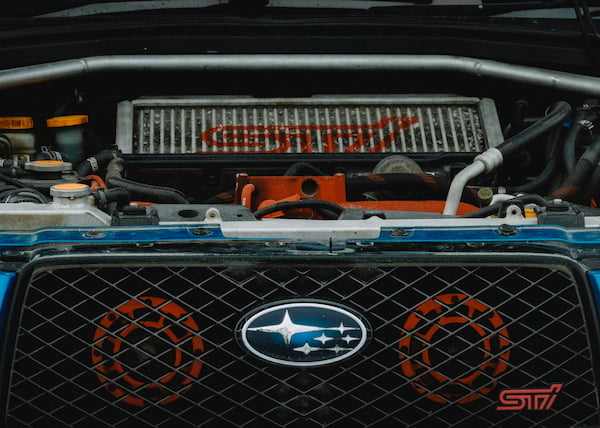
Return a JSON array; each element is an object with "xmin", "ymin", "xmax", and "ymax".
[{"xmin": 116, "ymin": 96, "xmax": 503, "ymax": 154}]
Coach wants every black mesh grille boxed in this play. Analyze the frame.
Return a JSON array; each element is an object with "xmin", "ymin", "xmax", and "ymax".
[{"xmin": 5, "ymin": 261, "xmax": 599, "ymax": 427}]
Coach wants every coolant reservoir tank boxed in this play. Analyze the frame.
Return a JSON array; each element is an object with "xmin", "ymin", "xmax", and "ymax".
[{"xmin": 47, "ymin": 115, "xmax": 88, "ymax": 164}]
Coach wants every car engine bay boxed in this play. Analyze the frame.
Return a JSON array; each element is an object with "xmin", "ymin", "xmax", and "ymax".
[
  {"xmin": 2, "ymin": 53, "xmax": 600, "ymax": 427},
  {"xmin": 0, "ymin": 54, "xmax": 599, "ymax": 232}
]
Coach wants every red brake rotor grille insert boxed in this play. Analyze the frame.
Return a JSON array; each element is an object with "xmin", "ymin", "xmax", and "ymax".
[
  {"xmin": 91, "ymin": 296, "xmax": 204, "ymax": 407},
  {"xmin": 399, "ymin": 293, "xmax": 511, "ymax": 404}
]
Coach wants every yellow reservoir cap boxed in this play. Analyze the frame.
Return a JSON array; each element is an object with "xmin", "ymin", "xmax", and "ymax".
[
  {"xmin": 525, "ymin": 208, "xmax": 537, "ymax": 218},
  {"xmin": 53, "ymin": 183, "xmax": 89, "ymax": 191},
  {"xmin": 0, "ymin": 117, "xmax": 34, "ymax": 130},
  {"xmin": 46, "ymin": 115, "xmax": 88, "ymax": 128}
]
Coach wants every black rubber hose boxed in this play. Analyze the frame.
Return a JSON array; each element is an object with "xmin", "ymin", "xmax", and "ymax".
[
  {"xmin": 346, "ymin": 173, "xmax": 479, "ymax": 205},
  {"xmin": 496, "ymin": 102, "xmax": 572, "ymax": 160},
  {"xmin": 0, "ymin": 165, "xmax": 28, "ymax": 190},
  {"xmin": 0, "ymin": 187, "xmax": 48, "ymax": 203},
  {"xmin": 462, "ymin": 194, "xmax": 547, "ymax": 218},
  {"xmin": 515, "ymin": 128, "xmax": 563, "ymax": 194},
  {"xmin": 0, "ymin": 159, "xmax": 25, "ymax": 168},
  {"xmin": 550, "ymin": 136, "xmax": 600, "ymax": 203},
  {"xmin": 504, "ymin": 99, "xmax": 529, "ymax": 137},
  {"xmin": 313, "ymin": 208, "xmax": 340, "ymax": 220},
  {"xmin": 94, "ymin": 187, "xmax": 131, "ymax": 211},
  {"xmin": 0, "ymin": 185, "xmax": 17, "ymax": 193},
  {"xmin": 105, "ymin": 157, "xmax": 189, "ymax": 204},
  {"xmin": 515, "ymin": 158, "xmax": 559, "ymax": 194},
  {"xmin": 585, "ymin": 164, "xmax": 600, "ymax": 204},
  {"xmin": 254, "ymin": 199, "xmax": 344, "ymax": 219},
  {"xmin": 563, "ymin": 109, "xmax": 587, "ymax": 176},
  {"xmin": 107, "ymin": 176, "xmax": 189, "ymax": 204},
  {"xmin": 204, "ymin": 191, "xmax": 235, "ymax": 204},
  {"xmin": 77, "ymin": 149, "xmax": 117, "ymax": 177},
  {"xmin": 0, "ymin": 172, "xmax": 25, "ymax": 188},
  {"xmin": 204, "ymin": 190, "xmax": 338, "ymax": 218},
  {"xmin": 0, "ymin": 167, "xmax": 25, "ymax": 178},
  {"xmin": 0, "ymin": 136, "xmax": 11, "ymax": 157}
]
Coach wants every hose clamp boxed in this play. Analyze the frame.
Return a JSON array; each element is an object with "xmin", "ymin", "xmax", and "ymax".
[
  {"xmin": 94, "ymin": 188, "xmax": 108, "ymax": 209},
  {"xmin": 578, "ymin": 119, "xmax": 594, "ymax": 131},
  {"xmin": 87, "ymin": 157, "xmax": 99, "ymax": 172}
]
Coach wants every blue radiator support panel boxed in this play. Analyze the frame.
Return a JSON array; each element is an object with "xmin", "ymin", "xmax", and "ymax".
[
  {"xmin": 0, "ymin": 272, "xmax": 15, "ymax": 333},
  {"xmin": 5, "ymin": 224, "xmax": 600, "ymax": 247},
  {"xmin": 587, "ymin": 271, "xmax": 600, "ymax": 320}
]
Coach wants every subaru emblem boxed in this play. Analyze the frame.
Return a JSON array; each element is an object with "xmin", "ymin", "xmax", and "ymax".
[{"xmin": 238, "ymin": 302, "xmax": 369, "ymax": 367}]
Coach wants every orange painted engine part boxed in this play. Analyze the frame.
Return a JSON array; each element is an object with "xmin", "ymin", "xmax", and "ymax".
[{"xmin": 234, "ymin": 174, "xmax": 478, "ymax": 217}]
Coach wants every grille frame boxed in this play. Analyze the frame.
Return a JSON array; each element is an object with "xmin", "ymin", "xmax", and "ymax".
[{"xmin": 2, "ymin": 249, "xmax": 599, "ymax": 427}]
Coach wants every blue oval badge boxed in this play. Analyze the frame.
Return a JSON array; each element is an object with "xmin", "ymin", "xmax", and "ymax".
[{"xmin": 240, "ymin": 302, "xmax": 368, "ymax": 367}]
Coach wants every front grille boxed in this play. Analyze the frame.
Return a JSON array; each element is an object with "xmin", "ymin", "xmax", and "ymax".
[
  {"xmin": 5, "ymin": 260, "xmax": 599, "ymax": 427},
  {"xmin": 116, "ymin": 96, "xmax": 503, "ymax": 154}
]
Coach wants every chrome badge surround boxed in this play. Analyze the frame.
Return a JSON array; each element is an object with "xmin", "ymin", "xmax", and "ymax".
[{"xmin": 239, "ymin": 302, "xmax": 369, "ymax": 367}]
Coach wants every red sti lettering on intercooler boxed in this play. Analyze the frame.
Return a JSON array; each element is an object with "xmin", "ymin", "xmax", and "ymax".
[{"xmin": 200, "ymin": 116, "xmax": 420, "ymax": 153}]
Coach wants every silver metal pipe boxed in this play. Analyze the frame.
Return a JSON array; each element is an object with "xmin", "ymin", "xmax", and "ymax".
[
  {"xmin": 2, "ymin": 55, "xmax": 600, "ymax": 94},
  {"xmin": 443, "ymin": 161, "xmax": 486, "ymax": 216},
  {"xmin": 443, "ymin": 147, "xmax": 504, "ymax": 215}
]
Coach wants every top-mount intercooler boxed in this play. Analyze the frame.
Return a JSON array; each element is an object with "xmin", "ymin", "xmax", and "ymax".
[{"xmin": 116, "ymin": 96, "xmax": 503, "ymax": 155}]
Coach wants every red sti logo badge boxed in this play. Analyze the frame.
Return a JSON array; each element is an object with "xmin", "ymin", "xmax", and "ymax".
[
  {"xmin": 200, "ymin": 116, "xmax": 419, "ymax": 153},
  {"xmin": 496, "ymin": 384, "xmax": 563, "ymax": 411}
]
